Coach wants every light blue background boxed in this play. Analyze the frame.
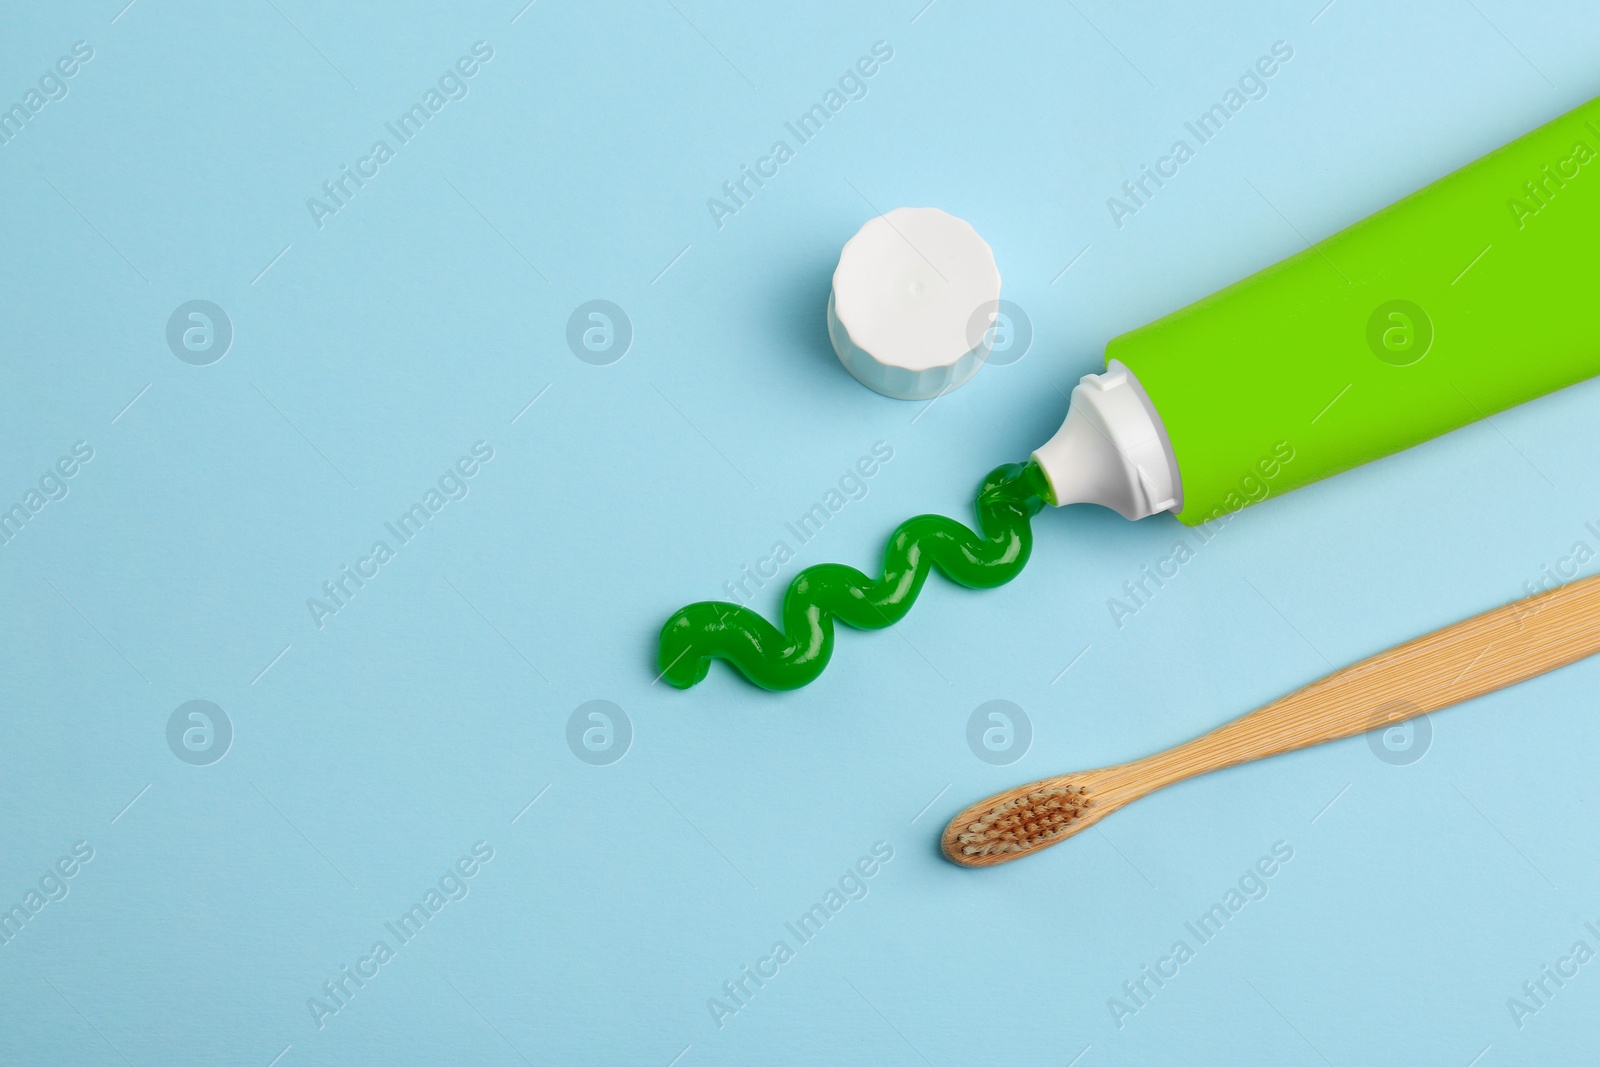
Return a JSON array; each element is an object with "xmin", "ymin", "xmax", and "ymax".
[{"xmin": 4, "ymin": 1, "xmax": 1599, "ymax": 1063}]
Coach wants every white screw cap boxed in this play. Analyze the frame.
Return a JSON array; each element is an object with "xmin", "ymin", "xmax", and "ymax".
[{"xmin": 828, "ymin": 207, "xmax": 1002, "ymax": 400}]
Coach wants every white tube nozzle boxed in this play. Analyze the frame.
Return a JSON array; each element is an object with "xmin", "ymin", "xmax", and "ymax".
[{"xmin": 1032, "ymin": 360, "xmax": 1182, "ymax": 520}]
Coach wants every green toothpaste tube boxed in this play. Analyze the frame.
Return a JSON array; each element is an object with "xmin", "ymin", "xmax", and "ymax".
[{"xmin": 1036, "ymin": 94, "xmax": 1600, "ymax": 524}]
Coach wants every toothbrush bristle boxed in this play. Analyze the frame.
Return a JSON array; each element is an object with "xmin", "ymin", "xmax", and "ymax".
[{"xmin": 953, "ymin": 784, "xmax": 1091, "ymax": 858}]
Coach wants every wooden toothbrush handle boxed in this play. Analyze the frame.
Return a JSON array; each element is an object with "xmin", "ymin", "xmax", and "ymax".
[{"xmin": 1132, "ymin": 571, "xmax": 1600, "ymax": 790}]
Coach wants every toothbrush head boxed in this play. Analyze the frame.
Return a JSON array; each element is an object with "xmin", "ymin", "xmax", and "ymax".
[{"xmin": 941, "ymin": 780, "xmax": 1096, "ymax": 867}]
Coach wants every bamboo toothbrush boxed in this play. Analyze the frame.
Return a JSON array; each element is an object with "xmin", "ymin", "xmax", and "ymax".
[{"xmin": 943, "ymin": 571, "xmax": 1600, "ymax": 867}]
